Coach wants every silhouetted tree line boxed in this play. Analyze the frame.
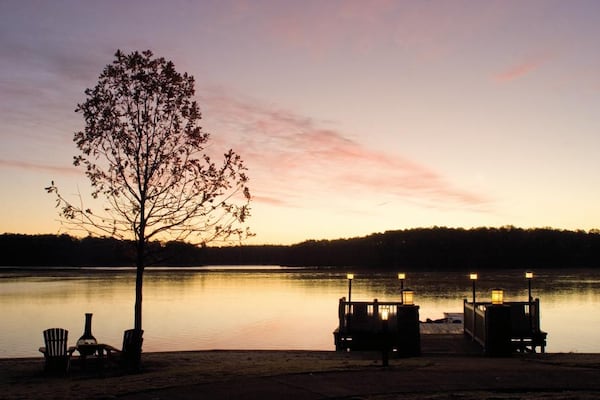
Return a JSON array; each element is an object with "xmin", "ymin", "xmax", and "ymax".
[{"xmin": 2, "ymin": 227, "xmax": 600, "ymax": 270}]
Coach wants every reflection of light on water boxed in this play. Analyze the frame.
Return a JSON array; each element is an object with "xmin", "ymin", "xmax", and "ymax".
[{"xmin": 2, "ymin": 268, "xmax": 600, "ymax": 357}]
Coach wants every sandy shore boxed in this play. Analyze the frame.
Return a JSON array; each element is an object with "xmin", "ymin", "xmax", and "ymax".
[{"xmin": 2, "ymin": 336, "xmax": 600, "ymax": 399}]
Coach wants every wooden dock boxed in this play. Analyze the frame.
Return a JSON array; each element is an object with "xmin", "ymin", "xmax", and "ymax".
[
  {"xmin": 464, "ymin": 299, "xmax": 547, "ymax": 354},
  {"xmin": 334, "ymin": 298, "xmax": 420, "ymax": 355},
  {"xmin": 335, "ymin": 296, "xmax": 548, "ymax": 357}
]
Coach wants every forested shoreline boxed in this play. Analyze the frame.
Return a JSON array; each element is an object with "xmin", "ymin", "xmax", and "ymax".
[{"xmin": 1, "ymin": 227, "xmax": 599, "ymax": 271}]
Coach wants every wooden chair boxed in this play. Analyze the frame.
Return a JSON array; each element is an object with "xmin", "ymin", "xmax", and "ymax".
[
  {"xmin": 38, "ymin": 328, "xmax": 76, "ymax": 373},
  {"xmin": 106, "ymin": 329, "xmax": 144, "ymax": 369}
]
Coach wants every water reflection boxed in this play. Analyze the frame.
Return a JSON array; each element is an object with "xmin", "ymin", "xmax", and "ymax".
[{"xmin": 1, "ymin": 267, "xmax": 599, "ymax": 357}]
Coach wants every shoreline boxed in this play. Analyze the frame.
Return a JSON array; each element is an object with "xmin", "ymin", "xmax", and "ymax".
[{"xmin": 3, "ymin": 345, "xmax": 600, "ymax": 399}]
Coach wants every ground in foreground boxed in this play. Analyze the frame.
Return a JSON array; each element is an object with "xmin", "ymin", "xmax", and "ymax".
[{"xmin": 2, "ymin": 336, "xmax": 600, "ymax": 399}]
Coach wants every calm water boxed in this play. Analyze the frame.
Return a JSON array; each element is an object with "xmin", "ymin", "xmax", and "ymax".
[{"xmin": 1, "ymin": 267, "xmax": 599, "ymax": 358}]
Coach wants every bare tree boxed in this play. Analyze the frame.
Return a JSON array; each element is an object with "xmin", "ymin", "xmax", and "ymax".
[{"xmin": 46, "ymin": 50, "xmax": 251, "ymax": 360}]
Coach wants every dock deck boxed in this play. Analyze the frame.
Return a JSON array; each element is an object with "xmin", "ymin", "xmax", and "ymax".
[
  {"xmin": 420, "ymin": 333, "xmax": 484, "ymax": 355},
  {"xmin": 420, "ymin": 322, "xmax": 463, "ymax": 334}
]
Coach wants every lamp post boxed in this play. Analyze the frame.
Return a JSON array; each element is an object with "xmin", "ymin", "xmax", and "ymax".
[
  {"xmin": 347, "ymin": 273, "xmax": 354, "ymax": 303},
  {"xmin": 469, "ymin": 273, "xmax": 478, "ymax": 341},
  {"xmin": 398, "ymin": 273, "xmax": 406, "ymax": 304},
  {"xmin": 526, "ymin": 271, "xmax": 533, "ymax": 302},
  {"xmin": 526, "ymin": 271, "xmax": 534, "ymax": 331},
  {"xmin": 469, "ymin": 273, "xmax": 478, "ymax": 305}
]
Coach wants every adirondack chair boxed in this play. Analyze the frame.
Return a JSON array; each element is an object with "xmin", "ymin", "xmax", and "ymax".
[
  {"xmin": 106, "ymin": 329, "xmax": 144, "ymax": 369},
  {"xmin": 38, "ymin": 328, "xmax": 76, "ymax": 373}
]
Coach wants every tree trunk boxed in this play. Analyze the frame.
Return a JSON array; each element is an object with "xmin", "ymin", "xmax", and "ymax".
[
  {"xmin": 131, "ymin": 234, "xmax": 145, "ymax": 369},
  {"xmin": 134, "ymin": 240, "xmax": 144, "ymax": 331}
]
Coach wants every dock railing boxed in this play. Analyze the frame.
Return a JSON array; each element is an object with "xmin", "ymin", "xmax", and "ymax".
[
  {"xmin": 334, "ymin": 297, "xmax": 420, "ymax": 355},
  {"xmin": 464, "ymin": 300, "xmax": 487, "ymax": 347},
  {"xmin": 464, "ymin": 299, "xmax": 547, "ymax": 354}
]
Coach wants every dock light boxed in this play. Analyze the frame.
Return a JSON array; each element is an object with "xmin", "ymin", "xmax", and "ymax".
[
  {"xmin": 398, "ymin": 273, "xmax": 406, "ymax": 303},
  {"xmin": 381, "ymin": 308, "xmax": 389, "ymax": 321},
  {"xmin": 380, "ymin": 308, "xmax": 390, "ymax": 366},
  {"xmin": 470, "ymin": 273, "xmax": 478, "ymax": 305},
  {"xmin": 525, "ymin": 272, "xmax": 533, "ymax": 279},
  {"xmin": 347, "ymin": 273, "xmax": 354, "ymax": 303},
  {"xmin": 491, "ymin": 289, "xmax": 504, "ymax": 305},
  {"xmin": 526, "ymin": 271, "xmax": 534, "ymax": 302},
  {"xmin": 402, "ymin": 289, "xmax": 414, "ymax": 306}
]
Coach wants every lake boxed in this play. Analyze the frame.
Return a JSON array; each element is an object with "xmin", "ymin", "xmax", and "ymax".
[{"xmin": 1, "ymin": 267, "xmax": 599, "ymax": 358}]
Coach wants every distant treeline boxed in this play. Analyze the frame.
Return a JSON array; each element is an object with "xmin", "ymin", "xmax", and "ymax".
[{"xmin": 1, "ymin": 227, "xmax": 600, "ymax": 270}]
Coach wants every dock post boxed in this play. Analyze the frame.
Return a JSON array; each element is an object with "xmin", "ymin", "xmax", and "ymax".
[
  {"xmin": 485, "ymin": 304, "xmax": 511, "ymax": 356},
  {"xmin": 396, "ymin": 304, "xmax": 420, "ymax": 356},
  {"xmin": 381, "ymin": 309, "xmax": 389, "ymax": 366}
]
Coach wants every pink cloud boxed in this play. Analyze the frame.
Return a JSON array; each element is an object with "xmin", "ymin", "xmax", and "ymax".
[
  {"xmin": 250, "ymin": 195, "xmax": 293, "ymax": 207},
  {"xmin": 200, "ymin": 87, "xmax": 490, "ymax": 212},
  {"xmin": 259, "ymin": 1, "xmax": 399, "ymax": 55},
  {"xmin": 0, "ymin": 159, "xmax": 78, "ymax": 175},
  {"xmin": 256, "ymin": 2, "xmax": 508, "ymax": 60},
  {"xmin": 494, "ymin": 55, "xmax": 548, "ymax": 83}
]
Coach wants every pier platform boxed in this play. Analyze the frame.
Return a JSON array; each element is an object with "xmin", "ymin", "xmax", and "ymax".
[{"xmin": 420, "ymin": 333, "xmax": 483, "ymax": 355}]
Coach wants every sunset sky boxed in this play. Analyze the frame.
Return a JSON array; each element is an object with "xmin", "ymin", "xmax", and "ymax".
[{"xmin": 1, "ymin": 1, "xmax": 600, "ymax": 245}]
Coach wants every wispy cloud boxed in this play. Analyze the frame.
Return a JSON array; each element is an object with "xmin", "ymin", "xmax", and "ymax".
[
  {"xmin": 250, "ymin": 195, "xmax": 290, "ymax": 207},
  {"xmin": 243, "ymin": 1, "xmax": 509, "ymax": 61},
  {"xmin": 494, "ymin": 54, "xmax": 549, "ymax": 83},
  {"xmin": 0, "ymin": 159, "xmax": 78, "ymax": 175},
  {"xmin": 262, "ymin": 0, "xmax": 397, "ymax": 55},
  {"xmin": 200, "ymin": 87, "xmax": 490, "ymax": 212}
]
